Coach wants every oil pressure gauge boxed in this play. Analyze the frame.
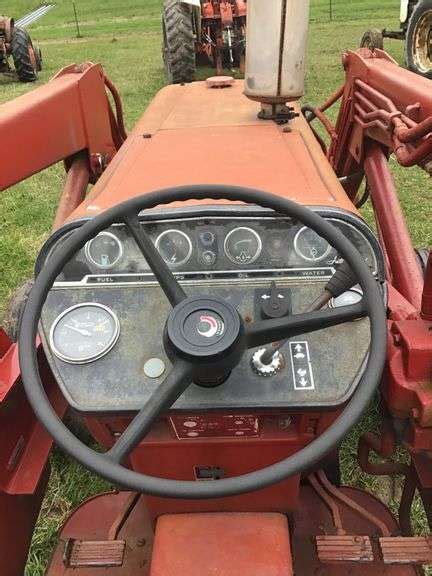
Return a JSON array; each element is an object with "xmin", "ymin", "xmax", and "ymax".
[
  {"xmin": 50, "ymin": 303, "xmax": 120, "ymax": 364},
  {"xmin": 224, "ymin": 227, "xmax": 262, "ymax": 265}
]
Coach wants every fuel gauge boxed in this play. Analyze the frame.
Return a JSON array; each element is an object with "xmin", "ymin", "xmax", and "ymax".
[{"xmin": 85, "ymin": 231, "xmax": 123, "ymax": 269}]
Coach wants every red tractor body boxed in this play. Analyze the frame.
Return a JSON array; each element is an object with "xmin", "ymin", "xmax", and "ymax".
[{"xmin": 0, "ymin": 19, "xmax": 431, "ymax": 576}]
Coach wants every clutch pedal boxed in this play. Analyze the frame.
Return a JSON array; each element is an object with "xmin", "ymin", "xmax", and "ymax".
[
  {"xmin": 64, "ymin": 538, "xmax": 126, "ymax": 568},
  {"xmin": 316, "ymin": 535, "xmax": 373, "ymax": 563},
  {"xmin": 380, "ymin": 536, "xmax": 432, "ymax": 565}
]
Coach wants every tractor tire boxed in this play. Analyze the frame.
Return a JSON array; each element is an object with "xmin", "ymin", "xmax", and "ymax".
[
  {"xmin": 3, "ymin": 279, "xmax": 34, "ymax": 342},
  {"xmin": 162, "ymin": 0, "xmax": 196, "ymax": 84},
  {"xmin": 360, "ymin": 29, "xmax": 384, "ymax": 51},
  {"xmin": 34, "ymin": 43, "xmax": 43, "ymax": 72},
  {"xmin": 405, "ymin": 0, "xmax": 432, "ymax": 78},
  {"xmin": 11, "ymin": 26, "xmax": 38, "ymax": 82}
]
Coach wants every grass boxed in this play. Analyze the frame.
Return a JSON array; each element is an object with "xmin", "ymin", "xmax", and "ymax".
[{"xmin": 0, "ymin": 0, "xmax": 430, "ymax": 574}]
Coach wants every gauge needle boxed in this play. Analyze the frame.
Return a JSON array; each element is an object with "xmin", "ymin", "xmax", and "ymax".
[{"xmin": 64, "ymin": 324, "xmax": 92, "ymax": 337}]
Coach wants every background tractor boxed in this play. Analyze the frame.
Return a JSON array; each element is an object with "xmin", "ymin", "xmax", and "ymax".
[
  {"xmin": 162, "ymin": 0, "xmax": 247, "ymax": 83},
  {"xmin": 0, "ymin": 16, "xmax": 42, "ymax": 82},
  {"xmin": 361, "ymin": 0, "xmax": 432, "ymax": 78}
]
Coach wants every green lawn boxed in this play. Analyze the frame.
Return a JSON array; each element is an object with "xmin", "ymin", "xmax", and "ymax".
[{"xmin": 0, "ymin": 1, "xmax": 430, "ymax": 574}]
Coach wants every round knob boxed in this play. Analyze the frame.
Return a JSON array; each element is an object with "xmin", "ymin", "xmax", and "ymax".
[{"xmin": 251, "ymin": 348, "xmax": 284, "ymax": 377}]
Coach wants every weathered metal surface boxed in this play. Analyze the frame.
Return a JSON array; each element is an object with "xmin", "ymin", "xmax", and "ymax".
[
  {"xmin": 316, "ymin": 535, "xmax": 374, "ymax": 563},
  {"xmin": 68, "ymin": 80, "xmax": 358, "ymax": 220},
  {"xmin": 47, "ymin": 492, "xmax": 154, "ymax": 575},
  {"xmin": 0, "ymin": 63, "xmax": 117, "ymax": 191},
  {"xmin": 46, "ymin": 485, "xmax": 418, "ymax": 575},
  {"xmin": 66, "ymin": 539, "xmax": 126, "ymax": 568},
  {"xmin": 380, "ymin": 537, "xmax": 432, "ymax": 565},
  {"xmin": 149, "ymin": 513, "xmax": 293, "ymax": 576}
]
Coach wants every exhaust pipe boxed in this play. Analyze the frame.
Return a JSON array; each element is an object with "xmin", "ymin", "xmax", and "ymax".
[{"xmin": 244, "ymin": 0, "xmax": 311, "ymax": 117}]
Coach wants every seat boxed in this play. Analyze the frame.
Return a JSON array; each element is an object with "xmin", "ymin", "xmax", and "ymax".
[{"xmin": 149, "ymin": 512, "xmax": 293, "ymax": 576}]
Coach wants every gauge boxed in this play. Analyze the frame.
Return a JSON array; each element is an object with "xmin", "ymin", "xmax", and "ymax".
[
  {"xmin": 155, "ymin": 229, "xmax": 192, "ymax": 267},
  {"xmin": 294, "ymin": 226, "xmax": 332, "ymax": 262},
  {"xmin": 224, "ymin": 227, "xmax": 262, "ymax": 265},
  {"xmin": 50, "ymin": 303, "xmax": 120, "ymax": 364},
  {"xmin": 85, "ymin": 231, "xmax": 123, "ymax": 269},
  {"xmin": 329, "ymin": 288, "xmax": 363, "ymax": 308}
]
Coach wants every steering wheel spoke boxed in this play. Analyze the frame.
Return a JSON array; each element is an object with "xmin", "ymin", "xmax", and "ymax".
[
  {"xmin": 123, "ymin": 213, "xmax": 187, "ymax": 307},
  {"xmin": 245, "ymin": 301, "xmax": 367, "ymax": 349},
  {"xmin": 107, "ymin": 359, "xmax": 193, "ymax": 463}
]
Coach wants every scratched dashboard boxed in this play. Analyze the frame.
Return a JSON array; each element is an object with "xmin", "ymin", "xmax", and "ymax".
[{"xmin": 37, "ymin": 207, "xmax": 385, "ymax": 414}]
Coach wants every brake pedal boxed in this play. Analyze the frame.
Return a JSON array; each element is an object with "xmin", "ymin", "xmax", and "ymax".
[
  {"xmin": 64, "ymin": 538, "xmax": 126, "ymax": 568},
  {"xmin": 380, "ymin": 536, "xmax": 432, "ymax": 565},
  {"xmin": 316, "ymin": 535, "xmax": 373, "ymax": 563}
]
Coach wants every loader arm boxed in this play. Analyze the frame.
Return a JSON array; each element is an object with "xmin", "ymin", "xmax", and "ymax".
[{"xmin": 0, "ymin": 62, "xmax": 124, "ymax": 193}]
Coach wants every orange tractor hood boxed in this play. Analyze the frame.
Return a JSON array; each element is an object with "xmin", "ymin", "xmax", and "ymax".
[{"xmin": 69, "ymin": 80, "xmax": 357, "ymax": 221}]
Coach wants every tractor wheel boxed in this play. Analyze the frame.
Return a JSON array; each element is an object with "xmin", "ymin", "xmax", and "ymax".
[
  {"xmin": 34, "ymin": 43, "xmax": 42, "ymax": 72},
  {"xmin": 162, "ymin": 0, "xmax": 196, "ymax": 84},
  {"xmin": 360, "ymin": 28, "xmax": 384, "ymax": 51},
  {"xmin": 11, "ymin": 26, "xmax": 38, "ymax": 82},
  {"xmin": 3, "ymin": 279, "xmax": 34, "ymax": 342},
  {"xmin": 405, "ymin": 0, "xmax": 432, "ymax": 78}
]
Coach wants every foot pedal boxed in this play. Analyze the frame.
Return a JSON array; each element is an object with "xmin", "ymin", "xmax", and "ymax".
[
  {"xmin": 316, "ymin": 535, "xmax": 373, "ymax": 563},
  {"xmin": 64, "ymin": 539, "xmax": 126, "ymax": 568},
  {"xmin": 380, "ymin": 537, "xmax": 432, "ymax": 565}
]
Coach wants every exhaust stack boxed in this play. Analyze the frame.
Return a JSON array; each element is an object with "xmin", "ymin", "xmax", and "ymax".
[{"xmin": 244, "ymin": 0, "xmax": 311, "ymax": 118}]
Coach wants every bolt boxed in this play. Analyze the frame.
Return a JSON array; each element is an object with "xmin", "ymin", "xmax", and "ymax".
[
  {"xmin": 142, "ymin": 133, "xmax": 152, "ymax": 139},
  {"xmin": 393, "ymin": 333, "xmax": 402, "ymax": 346},
  {"xmin": 283, "ymin": 126, "xmax": 292, "ymax": 133}
]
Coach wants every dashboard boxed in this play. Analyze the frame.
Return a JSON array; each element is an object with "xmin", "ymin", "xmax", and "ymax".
[{"xmin": 37, "ymin": 206, "xmax": 385, "ymax": 415}]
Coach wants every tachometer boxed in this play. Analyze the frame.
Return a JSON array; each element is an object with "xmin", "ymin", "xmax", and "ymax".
[
  {"xmin": 224, "ymin": 227, "xmax": 262, "ymax": 265},
  {"xmin": 155, "ymin": 229, "xmax": 193, "ymax": 267},
  {"xmin": 85, "ymin": 231, "xmax": 123, "ymax": 269},
  {"xmin": 294, "ymin": 226, "xmax": 332, "ymax": 262},
  {"xmin": 50, "ymin": 303, "xmax": 120, "ymax": 364}
]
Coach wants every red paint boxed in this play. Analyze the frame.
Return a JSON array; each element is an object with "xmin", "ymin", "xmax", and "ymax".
[
  {"xmin": 364, "ymin": 142, "xmax": 424, "ymax": 310},
  {"xmin": 422, "ymin": 252, "xmax": 432, "ymax": 320},
  {"xmin": 150, "ymin": 513, "xmax": 293, "ymax": 576},
  {"xmin": 0, "ymin": 63, "xmax": 118, "ymax": 192}
]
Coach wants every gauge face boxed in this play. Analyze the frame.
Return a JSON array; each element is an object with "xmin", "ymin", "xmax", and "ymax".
[
  {"xmin": 155, "ymin": 229, "xmax": 192, "ymax": 267},
  {"xmin": 85, "ymin": 231, "xmax": 123, "ymax": 269},
  {"xmin": 224, "ymin": 227, "xmax": 262, "ymax": 265},
  {"xmin": 50, "ymin": 303, "xmax": 120, "ymax": 364},
  {"xmin": 330, "ymin": 288, "xmax": 363, "ymax": 308},
  {"xmin": 294, "ymin": 226, "xmax": 332, "ymax": 262}
]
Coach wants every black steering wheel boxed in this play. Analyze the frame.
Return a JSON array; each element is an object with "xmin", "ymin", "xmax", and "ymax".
[{"xmin": 19, "ymin": 185, "xmax": 387, "ymax": 499}]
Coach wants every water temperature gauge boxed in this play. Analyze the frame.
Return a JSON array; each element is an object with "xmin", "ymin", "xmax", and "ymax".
[{"xmin": 294, "ymin": 226, "xmax": 332, "ymax": 262}]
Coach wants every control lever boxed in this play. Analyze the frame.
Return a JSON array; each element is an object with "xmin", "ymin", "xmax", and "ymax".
[
  {"xmin": 260, "ymin": 262, "xmax": 358, "ymax": 365},
  {"xmin": 260, "ymin": 281, "xmax": 291, "ymax": 319}
]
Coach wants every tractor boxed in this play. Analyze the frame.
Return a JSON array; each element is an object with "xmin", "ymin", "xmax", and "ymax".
[
  {"xmin": 0, "ymin": 16, "xmax": 42, "ymax": 82},
  {"xmin": 361, "ymin": 0, "xmax": 432, "ymax": 78},
  {"xmin": 162, "ymin": 0, "xmax": 247, "ymax": 83},
  {"xmin": 0, "ymin": 0, "xmax": 432, "ymax": 575}
]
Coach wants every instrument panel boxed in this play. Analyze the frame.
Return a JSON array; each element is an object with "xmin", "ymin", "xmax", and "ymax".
[
  {"xmin": 37, "ymin": 207, "xmax": 385, "ymax": 414},
  {"xmin": 41, "ymin": 208, "xmax": 381, "ymax": 286}
]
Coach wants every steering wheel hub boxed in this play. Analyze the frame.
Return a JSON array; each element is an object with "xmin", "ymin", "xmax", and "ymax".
[{"xmin": 165, "ymin": 297, "xmax": 244, "ymax": 367}]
